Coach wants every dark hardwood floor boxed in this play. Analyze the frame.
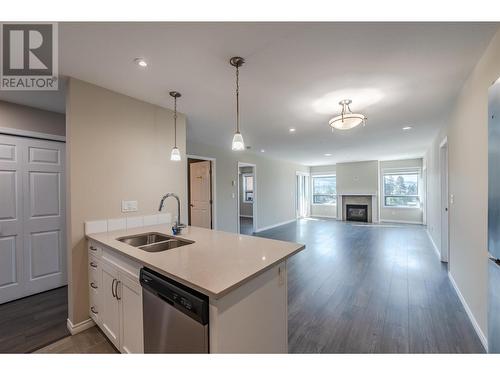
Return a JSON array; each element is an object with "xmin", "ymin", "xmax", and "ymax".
[
  {"xmin": 256, "ymin": 218, "xmax": 485, "ymax": 353},
  {"xmin": 0, "ymin": 286, "xmax": 69, "ymax": 353},
  {"xmin": 240, "ymin": 216, "xmax": 254, "ymax": 235}
]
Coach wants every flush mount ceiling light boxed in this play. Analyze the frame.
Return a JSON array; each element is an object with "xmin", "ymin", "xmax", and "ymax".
[
  {"xmin": 170, "ymin": 91, "xmax": 181, "ymax": 161},
  {"xmin": 134, "ymin": 57, "xmax": 148, "ymax": 68},
  {"xmin": 328, "ymin": 99, "xmax": 367, "ymax": 130},
  {"xmin": 230, "ymin": 56, "xmax": 245, "ymax": 151}
]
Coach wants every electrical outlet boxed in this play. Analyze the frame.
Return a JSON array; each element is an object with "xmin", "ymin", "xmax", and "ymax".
[{"xmin": 121, "ymin": 200, "xmax": 138, "ymax": 213}]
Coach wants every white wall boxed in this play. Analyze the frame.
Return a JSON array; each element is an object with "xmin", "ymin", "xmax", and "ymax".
[
  {"xmin": 425, "ymin": 28, "xmax": 500, "ymax": 346},
  {"xmin": 336, "ymin": 160, "xmax": 379, "ymax": 194},
  {"xmin": 310, "ymin": 165, "xmax": 336, "ymax": 218},
  {"xmin": 379, "ymin": 158, "xmax": 424, "ymax": 224},
  {"xmin": 187, "ymin": 141, "xmax": 309, "ymax": 232}
]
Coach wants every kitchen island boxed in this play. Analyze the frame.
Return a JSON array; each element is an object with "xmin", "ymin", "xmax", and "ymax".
[{"xmin": 85, "ymin": 224, "xmax": 305, "ymax": 353}]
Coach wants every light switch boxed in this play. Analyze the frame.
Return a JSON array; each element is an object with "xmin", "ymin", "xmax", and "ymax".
[{"xmin": 122, "ymin": 200, "xmax": 138, "ymax": 212}]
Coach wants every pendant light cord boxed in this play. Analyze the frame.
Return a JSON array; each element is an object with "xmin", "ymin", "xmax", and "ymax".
[
  {"xmin": 174, "ymin": 96, "xmax": 177, "ymax": 148},
  {"xmin": 236, "ymin": 64, "xmax": 240, "ymax": 133}
]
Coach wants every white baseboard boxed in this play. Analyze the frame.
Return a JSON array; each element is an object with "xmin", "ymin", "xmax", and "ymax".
[
  {"xmin": 380, "ymin": 219, "xmax": 424, "ymax": 225},
  {"xmin": 67, "ymin": 318, "xmax": 95, "ymax": 335},
  {"xmin": 448, "ymin": 272, "xmax": 488, "ymax": 352},
  {"xmin": 255, "ymin": 219, "xmax": 296, "ymax": 233},
  {"xmin": 426, "ymin": 229, "xmax": 441, "ymax": 260},
  {"xmin": 310, "ymin": 215, "xmax": 337, "ymax": 219}
]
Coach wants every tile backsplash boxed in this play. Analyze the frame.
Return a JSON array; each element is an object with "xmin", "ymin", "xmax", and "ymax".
[{"xmin": 84, "ymin": 213, "xmax": 172, "ymax": 235}]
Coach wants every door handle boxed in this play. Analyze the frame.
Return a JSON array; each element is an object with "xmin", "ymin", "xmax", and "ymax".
[{"xmin": 111, "ymin": 279, "xmax": 116, "ymax": 298}]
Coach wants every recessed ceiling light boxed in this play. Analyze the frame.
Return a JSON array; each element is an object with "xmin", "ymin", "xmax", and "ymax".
[
  {"xmin": 402, "ymin": 126, "xmax": 412, "ymax": 130},
  {"xmin": 324, "ymin": 153, "xmax": 332, "ymax": 156},
  {"xmin": 289, "ymin": 128, "xmax": 296, "ymax": 133},
  {"xmin": 134, "ymin": 58, "xmax": 148, "ymax": 68},
  {"xmin": 260, "ymin": 149, "xmax": 265, "ymax": 153}
]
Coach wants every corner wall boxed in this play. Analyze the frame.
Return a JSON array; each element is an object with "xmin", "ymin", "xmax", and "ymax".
[{"xmin": 66, "ymin": 78, "xmax": 186, "ymax": 325}]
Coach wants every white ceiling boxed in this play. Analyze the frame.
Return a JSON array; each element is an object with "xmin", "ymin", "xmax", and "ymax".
[{"xmin": 2, "ymin": 23, "xmax": 497, "ymax": 165}]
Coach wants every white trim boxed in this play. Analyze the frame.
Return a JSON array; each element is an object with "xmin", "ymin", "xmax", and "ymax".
[
  {"xmin": 255, "ymin": 219, "xmax": 296, "ymax": 233},
  {"xmin": 66, "ymin": 318, "xmax": 95, "ymax": 335},
  {"xmin": 311, "ymin": 214, "xmax": 337, "ymax": 219},
  {"xmin": 0, "ymin": 127, "xmax": 66, "ymax": 142},
  {"xmin": 187, "ymin": 154, "xmax": 217, "ymax": 230},
  {"xmin": 239, "ymin": 215, "xmax": 253, "ymax": 218},
  {"xmin": 379, "ymin": 219, "xmax": 423, "ymax": 225},
  {"xmin": 426, "ymin": 229, "xmax": 441, "ymax": 260},
  {"xmin": 448, "ymin": 272, "xmax": 488, "ymax": 352}
]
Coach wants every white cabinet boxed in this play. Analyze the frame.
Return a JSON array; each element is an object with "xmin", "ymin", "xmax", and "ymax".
[
  {"xmin": 88, "ymin": 240, "xmax": 143, "ymax": 353},
  {"xmin": 100, "ymin": 260, "xmax": 121, "ymax": 348}
]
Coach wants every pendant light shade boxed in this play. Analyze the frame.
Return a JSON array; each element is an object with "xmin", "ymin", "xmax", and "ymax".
[
  {"xmin": 230, "ymin": 56, "xmax": 245, "ymax": 151},
  {"xmin": 170, "ymin": 147, "xmax": 181, "ymax": 161},
  {"xmin": 169, "ymin": 91, "xmax": 182, "ymax": 161},
  {"xmin": 231, "ymin": 132, "xmax": 245, "ymax": 151},
  {"xmin": 329, "ymin": 99, "xmax": 367, "ymax": 130}
]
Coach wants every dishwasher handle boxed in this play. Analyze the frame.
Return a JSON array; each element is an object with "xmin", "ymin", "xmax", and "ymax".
[{"xmin": 158, "ymin": 293, "xmax": 175, "ymax": 306}]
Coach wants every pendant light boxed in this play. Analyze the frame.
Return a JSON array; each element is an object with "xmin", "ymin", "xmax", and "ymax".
[
  {"xmin": 328, "ymin": 99, "xmax": 367, "ymax": 130},
  {"xmin": 230, "ymin": 56, "xmax": 245, "ymax": 151},
  {"xmin": 170, "ymin": 91, "xmax": 181, "ymax": 161}
]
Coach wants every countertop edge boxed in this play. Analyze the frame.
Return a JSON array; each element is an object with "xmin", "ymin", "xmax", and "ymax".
[{"xmin": 86, "ymin": 234, "xmax": 305, "ymax": 300}]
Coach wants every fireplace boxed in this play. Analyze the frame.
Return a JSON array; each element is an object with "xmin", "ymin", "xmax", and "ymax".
[{"xmin": 346, "ymin": 204, "xmax": 368, "ymax": 222}]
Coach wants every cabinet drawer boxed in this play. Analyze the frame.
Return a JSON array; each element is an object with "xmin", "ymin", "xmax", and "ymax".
[
  {"xmin": 88, "ymin": 257, "xmax": 99, "ymax": 285},
  {"xmin": 89, "ymin": 288, "xmax": 100, "ymax": 322},
  {"xmin": 88, "ymin": 241, "xmax": 102, "ymax": 257}
]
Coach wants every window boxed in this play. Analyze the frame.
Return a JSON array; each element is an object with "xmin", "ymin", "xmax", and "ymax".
[
  {"xmin": 243, "ymin": 174, "xmax": 254, "ymax": 202},
  {"xmin": 383, "ymin": 171, "xmax": 420, "ymax": 207},
  {"xmin": 312, "ymin": 175, "xmax": 336, "ymax": 204}
]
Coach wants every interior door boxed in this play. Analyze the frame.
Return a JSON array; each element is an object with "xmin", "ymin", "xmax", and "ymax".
[
  {"xmin": 23, "ymin": 138, "xmax": 66, "ymax": 294},
  {"xmin": 0, "ymin": 136, "xmax": 24, "ymax": 304},
  {"xmin": 190, "ymin": 161, "xmax": 212, "ymax": 228}
]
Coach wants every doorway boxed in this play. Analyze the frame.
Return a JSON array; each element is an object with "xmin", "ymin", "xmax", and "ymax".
[
  {"xmin": 237, "ymin": 163, "xmax": 256, "ymax": 235},
  {"xmin": 187, "ymin": 157, "xmax": 214, "ymax": 229},
  {"xmin": 440, "ymin": 137, "xmax": 449, "ymax": 263},
  {"xmin": 296, "ymin": 172, "xmax": 310, "ymax": 218}
]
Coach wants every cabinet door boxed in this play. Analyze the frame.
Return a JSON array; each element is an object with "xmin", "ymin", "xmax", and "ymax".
[
  {"xmin": 100, "ymin": 260, "xmax": 120, "ymax": 348},
  {"xmin": 118, "ymin": 271, "xmax": 144, "ymax": 353}
]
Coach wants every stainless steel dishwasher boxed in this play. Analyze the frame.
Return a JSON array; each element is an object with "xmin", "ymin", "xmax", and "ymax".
[{"xmin": 140, "ymin": 268, "xmax": 209, "ymax": 353}]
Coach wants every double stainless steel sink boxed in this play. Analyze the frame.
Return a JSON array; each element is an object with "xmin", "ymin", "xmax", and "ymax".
[{"xmin": 117, "ymin": 232, "xmax": 194, "ymax": 252}]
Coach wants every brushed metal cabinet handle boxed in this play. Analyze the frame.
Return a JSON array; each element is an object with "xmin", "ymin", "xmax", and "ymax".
[
  {"xmin": 90, "ymin": 282, "xmax": 98, "ymax": 289},
  {"xmin": 111, "ymin": 279, "xmax": 116, "ymax": 298},
  {"xmin": 115, "ymin": 280, "xmax": 121, "ymax": 301},
  {"xmin": 90, "ymin": 306, "xmax": 98, "ymax": 314},
  {"xmin": 89, "ymin": 262, "xmax": 97, "ymax": 268}
]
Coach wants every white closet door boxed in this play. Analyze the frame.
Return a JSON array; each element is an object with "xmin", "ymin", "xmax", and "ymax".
[
  {"xmin": 22, "ymin": 138, "xmax": 66, "ymax": 295},
  {"xmin": 0, "ymin": 135, "xmax": 24, "ymax": 303}
]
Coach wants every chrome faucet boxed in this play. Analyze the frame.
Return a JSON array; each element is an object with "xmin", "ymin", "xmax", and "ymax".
[{"xmin": 159, "ymin": 193, "xmax": 186, "ymax": 231}]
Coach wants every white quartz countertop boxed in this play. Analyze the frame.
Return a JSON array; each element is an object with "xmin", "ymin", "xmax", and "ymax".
[{"xmin": 86, "ymin": 224, "xmax": 305, "ymax": 299}]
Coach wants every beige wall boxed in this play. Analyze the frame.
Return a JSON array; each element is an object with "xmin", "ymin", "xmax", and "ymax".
[
  {"xmin": 0, "ymin": 100, "xmax": 65, "ymax": 136},
  {"xmin": 425, "ymin": 28, "xmax": 500, "ymax": 343},
  {"xmin": 188, "ymin": 141, "xmax": 308, "ymax": 233},
  {"xmin": 379, "ymin": 158, "xmax": 424, "ymax": 224},
  {"xmin": 310, "ymin": 165, "xmax": 336, "ymax": 218},
  {"xmin": 336, "ymin": 160, "xmax": 379, "ymax": 194},
  {"xmin": 66, "ymin": 78, "xmax": 187, "ymax": 325}
]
